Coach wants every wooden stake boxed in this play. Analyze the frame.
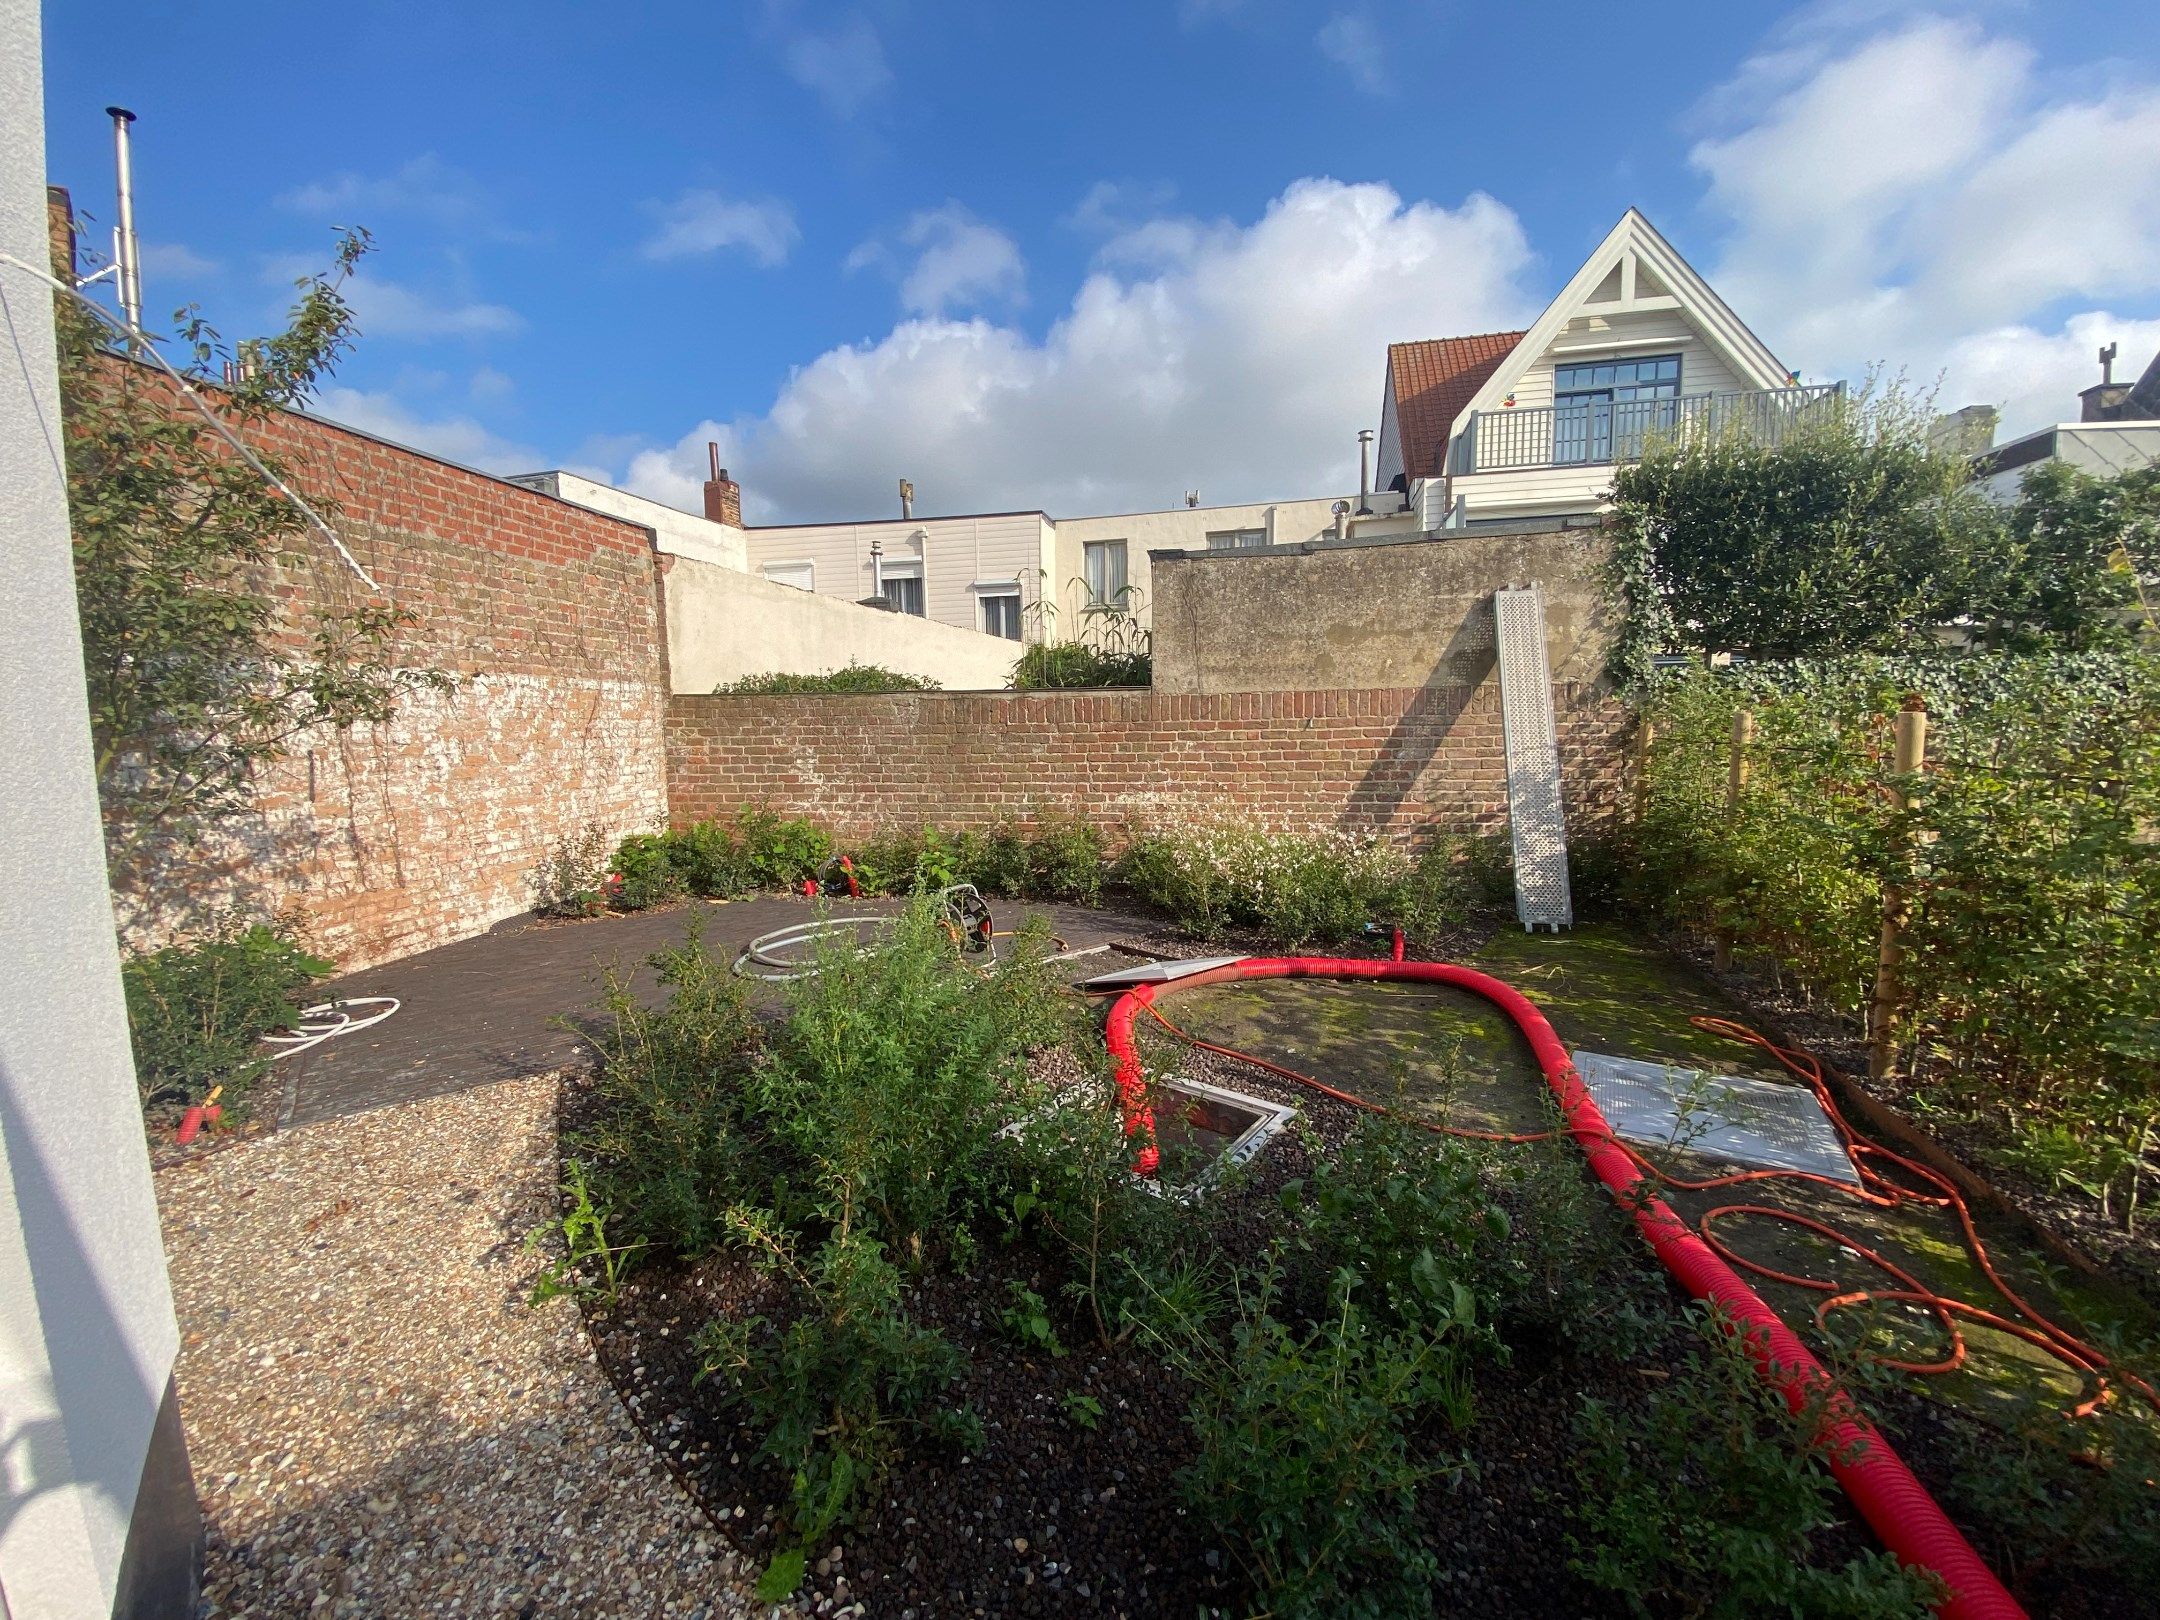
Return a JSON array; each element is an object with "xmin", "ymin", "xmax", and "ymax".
[
  {"xmin": 1869, "ymin": 700, "xmax": 1928, "ymax": 1079},
  {"xmin": 1632, "ymin": 716, "xmax": 1656, "ymax": 824},
  {"xmin": 1713, "ymin": 708, "xmax": 1753, "ymax": 972}
]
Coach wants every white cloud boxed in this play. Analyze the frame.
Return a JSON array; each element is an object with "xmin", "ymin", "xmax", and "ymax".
[
  {"xmin": 278, "ymin": 155, "xmax": 531, "ymax": 240},
  {"xmin": 1065, "ymin": 179, "xmax": 1179, "ymax": 237},
  {"xmin": 340, "ymin": 274, "xmax": 525, "ymax": 340},
  {"xmin": 137, "ymin": 241, "xmax": 219, "ymax": 278},
  {"xmin": 468, "ymin": 366, "xmax": 516, "ymax": 403},
  {"xmin": 309, "ymin": 385, "xmax": 541, "ymax": 475},
  {"xmin": 1693, "ymin": 14, "xmax": 2160, "ymax": 433},
  {"xmin": 780, "ymin": 14, "xmax": 893, "ymax": 117},
  {"xmin": 640, "ymin": 189, "xmax": 799, "ymax": 267},
  {"xmin": 1316, "ymin": 12, "xmax": 1390, "ymax": 96},
  {"xmin": 889, "ymin": 205, "xmax": 1027, "ymax": 315},
  {"xmin": 618, "ymin": 179, "xmax": 1535, "ymax": 522}
]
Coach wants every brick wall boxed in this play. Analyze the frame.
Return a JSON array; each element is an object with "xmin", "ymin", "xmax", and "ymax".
[
  {"xmin": 109, "ymin": 380, "xmax": 669, "ymax": 970},
  {"xmin": 666, "ymin": 683, "xmax": 1626, "ymax": 845}
]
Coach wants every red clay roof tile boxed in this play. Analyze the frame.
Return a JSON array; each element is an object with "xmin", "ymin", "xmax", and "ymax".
[{"xmin": 1388, "ymin": 331, "xmax": 1526, "ymax": 481}]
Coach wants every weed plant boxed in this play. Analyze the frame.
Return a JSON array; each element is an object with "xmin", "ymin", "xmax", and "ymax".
[{"xmin": 122, "ymin": 912, "xmax": 331, "ymax": 1112}]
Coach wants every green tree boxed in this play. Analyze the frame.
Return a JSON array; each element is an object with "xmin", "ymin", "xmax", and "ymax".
[
  {"xmin": 60, "ymin": 228, "xmax": 451, "ymax": 858},
  {"xmin": 1604, "ymin": 383, "xmax": 2001, "ymax": 680},
  {"xmin": 1980, "ymin": 461, "xmax": 2158, "ymax": 651}
]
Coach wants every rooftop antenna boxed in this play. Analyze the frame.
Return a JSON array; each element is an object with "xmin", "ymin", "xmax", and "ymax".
[
  {"xmin": 899, "ymin": 477, "xmax": 914, "ymax": 521},
  {"xmin": 105, "ymin": 106, "xmax": 143, "ymax": 340},
  {"xmin": 2100, "ymin": 342, "xmax": 2119, "ymax": 386},
  {"xmin": 1184, "ymin": 489, "xmax": 1198, "ymax": 508}
]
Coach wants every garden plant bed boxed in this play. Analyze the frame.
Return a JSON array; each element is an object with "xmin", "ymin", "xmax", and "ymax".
[{"xmin": 532, "ymin": 895, "xmax": 2160, "ymax": 1619}]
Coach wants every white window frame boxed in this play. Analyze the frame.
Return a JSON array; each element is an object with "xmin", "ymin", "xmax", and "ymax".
[
  {"xmin": 1205, "ymin": 527, "xmax": 1267, "ymax": 551},
  {"xmin": 880, "ymin": 558, "xmax": 926, "ymax": 616},
  {"xmin": 762, "ymin": 560, "xmax": 815, "ymax": 592},
  {"xmin": 979, "ymin": 588, "xmax": 1022, "ymax": 640},
  {"xmin": 1082, "ymin": 539, "xmax": 1128, "ymax": 606}
]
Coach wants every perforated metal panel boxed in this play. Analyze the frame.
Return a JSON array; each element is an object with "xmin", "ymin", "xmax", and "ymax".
[
  {"xmin": 1574, "ymin": 1050, "xmax": 1861, "ymax": 1185},
  {"xmin": 1493, "ymin": 586, "xmax": 1574, "ymax": 931}
]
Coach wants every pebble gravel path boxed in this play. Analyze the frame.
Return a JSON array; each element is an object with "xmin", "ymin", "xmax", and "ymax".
[{"xmin": 157, "ymin": 1073, "xmax": 790, "ymax": 1619}]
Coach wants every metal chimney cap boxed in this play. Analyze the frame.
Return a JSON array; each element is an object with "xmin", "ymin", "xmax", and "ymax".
[{"xmin": 105, "ymin": 106, "xmax": 137, "ymax": 122}]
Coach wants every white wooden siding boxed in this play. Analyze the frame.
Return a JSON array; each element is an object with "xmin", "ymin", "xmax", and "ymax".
[{"xmin": 741, "ymin": 515, "xmax": 1054, "ymax": 639}]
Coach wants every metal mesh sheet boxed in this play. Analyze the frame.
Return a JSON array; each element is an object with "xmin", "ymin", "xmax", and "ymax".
[
  {"xmin": 1573, "ymin": 1049, "xmax": 1861, "ymax": 1185},
  {"xmin": 1493, "ymin": 586, "xmax": 1574, "ymax": 930}
]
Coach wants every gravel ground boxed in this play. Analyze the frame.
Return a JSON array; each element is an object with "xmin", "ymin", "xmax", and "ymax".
[{"xmin": 156, "ymin": 1073, "xmax": 792, "ymax": 1619}]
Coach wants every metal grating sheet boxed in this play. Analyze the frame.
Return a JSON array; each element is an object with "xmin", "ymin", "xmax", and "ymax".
[
  {"xmin": 1493, "ymin": 586, "xmax": 1574, "ymax": 930},
  {"xmin": 1573, "ymin": 1049, "xmax": 1861, "ymax": 1185}
]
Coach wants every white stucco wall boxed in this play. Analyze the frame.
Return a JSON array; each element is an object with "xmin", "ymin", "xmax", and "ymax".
[
  {"xmin": 1975, "ymin": 422, "xmax": 2160, "ymax": 503},
  {"xmin": 0, "ymin": 6, "xmax": 187, "ymax": 1613},
  {"xmin": 1051, "ymin": 496, "xmax": 1359, "ymax": 630},
  {"xmin": 665, "ymin": 555, "xmax": 1022, "ymax": 692},
  {"xmin": 513, "ymin": 469, "xmax": 749, "ymax": 571},
  {"xmin": 741, "ymin": 511, "xmax": 1056, "ymax": 638}
]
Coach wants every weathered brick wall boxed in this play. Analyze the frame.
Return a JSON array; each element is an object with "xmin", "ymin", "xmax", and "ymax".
[
  {"xmin": 666, "ymin": 683, "xmax": 1625, "ymax": 845},
  {"xmin": 110, "ymin": 391, "xmax": 669, "ymax": 970}
]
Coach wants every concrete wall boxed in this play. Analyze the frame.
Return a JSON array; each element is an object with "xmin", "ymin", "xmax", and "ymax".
[
  {"xmin": 741, "ymin": 510, "xmax": 1056, "ymax": 638},
  {"xmin": 1148, "ymin": 530, "xmax": 1615, "ymax": 696},
  {"xmin": 102, "ymin": 386, "xmax": 672, "ymax": 972},
  {"xmin": 666, "ymin": 683, "xmax": 1626, "ymax": 844},
  {"xmin": 513, "ymin": 468, "xmax": 748, "ymax": 571},
  {"xmin": 1, "ymin": 6, "xmax": 198, "ymax": 1613},
  {"xmin": 664, "ymin": 553, "xmax": 1022, "ymax": 692}
]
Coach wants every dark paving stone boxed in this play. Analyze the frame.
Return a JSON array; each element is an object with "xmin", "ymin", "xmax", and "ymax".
[{"xmin": 281, "ymin": 895, "xmax": 1152, "ymax": 1129}]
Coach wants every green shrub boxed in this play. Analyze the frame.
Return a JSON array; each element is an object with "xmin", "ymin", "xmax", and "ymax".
[
  {"xmin": 962, "ymin": 823, "xmax": 1031, "ymax": 896},
  {"xmin": 756, "ymin": 894, "xmax": 1068, "ymax": 1260},
  {"xmin": 697, "ymin": 1225, "xmax": 972, "ymax": 1597},
  {"xmin": 1569, "ymin": 1305, "xmax": 1944, "ymax": 1619},
  {"xmin": 1144, "ymin": 1267, "xmax": 1476, "ymax": 1620},
  {"xmin": 669, "ymin": 819, "xmax": 751, "ymax": 898},
  {"xmin": 1114, "ymin": 823, "xmax": 1475, "ymax": 949},
  {"xmin": 1026, "ymin": 815, "xmax": 1104, "ymax": 903},
  {"xmin": 573, "ymin": 928, "xmax": 764, "ymax": 1259},
  {"xmin": 736, "ymin": 808, "xmax": 832, "ymax": 889},
  {"xmin": 122, "ymin": 915, "xmax": 331, "ymax": 1111},
  {"xmin": 717, "ymin": 661, "xmax": 942, "ymax": 695},
  {"xmin": 607, "ymin": 830, "xmax": 682, "ymax": 910},
  {"xmin": 528, "ymin": 822, "xmax": 612, "ymax": 917},
  {"xmin": 1012, "ymin": 641, "xmax": 1149, "ymax": 688}
]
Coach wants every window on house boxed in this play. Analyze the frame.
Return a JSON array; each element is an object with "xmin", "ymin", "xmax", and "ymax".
[
  {"xmin": 1205, "ymin": 527, "xmax": 1267, "ymax": 551},
  {"xmin": 980, "ymin": 590, "xmax": 1022, "ymax": 640},
  {"xmin": 1082, "ymin": 539, "xmax": 1128, "ymax": 606},
  {"xmin": 881, "ymin": 563, "xmax": 925, "ymax": 616},
  {"xmin": 1553, "ymin": 352, "xmax": 1682, "ymax": 464},
  {"xmin": 762, "ymin": 560, "xmax": 815, "ymax": 591}
]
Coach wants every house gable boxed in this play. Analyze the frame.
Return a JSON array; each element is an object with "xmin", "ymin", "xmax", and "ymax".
[
  {"xmin": 1381, "ymin": 330, "xmax": 1529, "ymax": 484},
  {"xmin": 1450, "ymin": 209, "xmax": 1793, "ymax": 446}
]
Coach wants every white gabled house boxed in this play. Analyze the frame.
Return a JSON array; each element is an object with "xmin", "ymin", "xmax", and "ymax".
[{"xmin": 1377, "ymin": 208, "xmax": 1838, "ymax": 530}]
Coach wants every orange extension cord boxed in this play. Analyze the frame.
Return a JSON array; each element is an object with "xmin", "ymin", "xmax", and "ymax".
[{"xmin": 1137, "ymin": 997, "xmax": 2156, "ymax": 1419}]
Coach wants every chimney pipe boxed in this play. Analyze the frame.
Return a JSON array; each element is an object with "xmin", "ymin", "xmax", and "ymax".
[
  {"xmin": 106, "ymin": 106, "xmax": 142, "ymax": 339},
  {"xmin": 701, "ymin": 442, "xmax": 742, "ymax": 526},
  {"xmin": 1331, "ymin": 499, "xmax": 1350, "ymax": 541},
  {"xmin": 1356, "ymin": 428, "xmax": 1374, "ymax": 516},
  {"xmin": 899, "ymin": 478, "xmax": 914, "ymax": 521}
]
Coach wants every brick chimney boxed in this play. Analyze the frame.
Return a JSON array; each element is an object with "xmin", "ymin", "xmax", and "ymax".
[
  {"xmin": 46, "ymin": 185, "xmax": 75, "ymax": 281},
  {"xmin": 701, "ymin": 441, "xmax": 742, "ymax": 527}
]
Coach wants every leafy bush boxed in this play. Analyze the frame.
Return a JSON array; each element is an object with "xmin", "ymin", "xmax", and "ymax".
[
  {"xmin": 606, "ymin": 830, "xmax": 682, "ymax": 911},
  {"xmin": 696, "ymin": 1225, "xmax": 973, "ymax": 1598},
  {"xmin": 1569, "ymin": 1305, "xmax": 1944, "ymax": 1619},
  {"xmin": 962, "ymin": 823, "xmax": 1031, "ymax": 897},
  {"xmin": 529, "ymin": 822, "xmax": 612, "ymax": 917},
  {"xmin": 717, "ymin": 662, "xmax": 942, "ymax": 695},
  {"xmin": 756, "ymin": 896, "xmax": 1067, "ymax": 1260},
  {"xmin": 1980, "ymin": 461, "xmax": 2157, "ymax": 653},
  {"xmin": 1635, "ymin": 653, "xmax": 2160, "ymax": 1223},
  {"xmin": 122, "ymin": 915, "xmax": 331, "ymax": 1111},
  {"xmin": 572, "ymin": 928, "xmax": 764, "ymax": 1259},
  {"xmin": 1144, "ymin": 1267, "xmax": 1476, "ymax": 1620},
  {"xmin": 736, "ymin": 809, "xmax": 832, "ymax": 889},
  {"xmin": 668, "ymin": 819, "xmax": 751, "ymax": 898},
  {"xmin": 1114, "ymin": 823, "xmax": 1475, "ymax": 949},
  {"xmin": 1013, "ymin": 641, "xmax": 1150, "ymax": 688},
  {"xmin": 1026, "ymin": 815, "xmax": 1104, "ymax": 903}
]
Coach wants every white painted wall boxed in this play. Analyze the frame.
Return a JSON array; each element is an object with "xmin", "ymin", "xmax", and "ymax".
[
  {"xmin": 742, "ymin": 512, "xmax": 1056, "ymax": 638},
  {"xmin": 1975, "ymin": 422, "xmax": 2160, "ymax": 503},
  {"xmin": 665, "ymin": 555, "xmax": 1022, "ymax": 691},
  {"xmin": 1, "ymin": 6, "xmax": 189, "ymax": 1613},
  {"xmin": 1052, "ymin": 496, "xmax": 1362, "ymax": 629},
  {"xmin": 513, "ymin": 469, "xmax": 748, "ymax": 571}
]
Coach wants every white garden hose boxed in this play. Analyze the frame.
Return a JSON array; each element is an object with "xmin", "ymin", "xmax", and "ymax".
[{"xmin": 261, "ymin": 996, "xmax": 401, "ymax": 1058}]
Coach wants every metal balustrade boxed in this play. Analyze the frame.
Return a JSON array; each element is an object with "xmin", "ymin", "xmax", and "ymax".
[{"xmin": 1455, "ymin": 382, "xmax": 1844, "ymax": 474}]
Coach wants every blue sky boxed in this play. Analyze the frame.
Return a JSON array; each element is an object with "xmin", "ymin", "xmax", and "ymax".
[{"xmin": 39, "ymin": 1, "xmax": 2160, "ymax": 521}]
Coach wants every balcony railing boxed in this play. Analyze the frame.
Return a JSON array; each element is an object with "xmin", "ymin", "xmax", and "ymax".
[{"xmin": 1454, "ymin": 382, "xmax": 1844, "ymax": 474}]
